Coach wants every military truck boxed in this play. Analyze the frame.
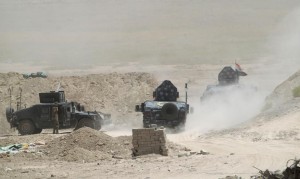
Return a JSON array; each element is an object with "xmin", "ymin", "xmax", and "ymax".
[
  {"xmin": 5, "ymin": 91, "xmax": 105, "ymax": 135},
  {"xmin": 135, "ymin": 80, "xmax": 190, "ymax": 129}
]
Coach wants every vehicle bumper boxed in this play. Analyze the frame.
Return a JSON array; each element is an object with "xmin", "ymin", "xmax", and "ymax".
[{"xmin": 143, "ymin": 119, "xmax": 182, "ymax": 128}]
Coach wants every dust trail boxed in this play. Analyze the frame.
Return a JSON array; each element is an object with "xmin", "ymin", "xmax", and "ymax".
[
  {"xmin": 186, "ymin": 86, "xmax": 264, "ymax": 135},
  {"xmin": 173, "ymin": 7, "xmax": 300, "ymax": 140},
  {"xmin": 268, "ymin": 7, "xmax": 300, "ymax": 68},
  {"xmin": 102, "ymin": 115, "xmax": 143, "ymax": 137},
  {"xmin": 259, "ymin": 6, "xmax": 300, "ymax": 92}
]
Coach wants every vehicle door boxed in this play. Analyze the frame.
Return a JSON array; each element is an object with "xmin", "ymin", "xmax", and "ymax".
[
  {"xmin": 58, "ymin": 105, "xmax": 71, "ymax": 127},
  {"xmin": 67, "ymin": 103, "xmax": 78, "ymax": 127},
  {"xmin": 39, "ymin": 106, "xmax": 52, "ymax": 128}
]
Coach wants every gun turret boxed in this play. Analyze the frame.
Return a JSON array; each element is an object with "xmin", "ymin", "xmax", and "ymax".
[
  {"xmin": 153, "ymin": 80, "xmax": 179, "ymax": 101},
  {"xmin": 39, "ymin": 91, "xmax": 65, "ymax": 103},
  {"xmin": 218, "ymin": 65, "xmax": 247, "ymax": 86}
]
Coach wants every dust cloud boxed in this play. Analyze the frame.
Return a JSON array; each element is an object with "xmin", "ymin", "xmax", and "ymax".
[
  {"xmin": 268, "ymin": 7, "xmax": 300, "ymax": 69},
  {"xmin": 1, "ymin": 1, "xmax": 300, "ymax": 137},
  {"xmin": 1, "ymin": 0, "xmax": 300, "ymax": 73},
  {"xmin": 257, "ymin": 6, "xmax": 300, "ymax": 92},
  {"xmin": 186, "ymin": 86, "xmax": 264, "ymax": 134},
  {"xmin": 183, "ymin": 7, "xmax": 300, "ymax": 135}
]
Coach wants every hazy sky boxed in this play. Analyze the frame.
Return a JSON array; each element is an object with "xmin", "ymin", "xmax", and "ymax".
[{"xmin": 1, "ymin": 0, "xmax": 300, "ymax": 71}]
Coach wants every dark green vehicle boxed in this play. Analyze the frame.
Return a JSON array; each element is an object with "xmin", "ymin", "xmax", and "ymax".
[
  {"xmin": 135, "ymin": 80, "xmax": 191, "ymax": 129},
  {"xmin": 6, "ymin": 91, "xmax": 106, "ymax": 135}
]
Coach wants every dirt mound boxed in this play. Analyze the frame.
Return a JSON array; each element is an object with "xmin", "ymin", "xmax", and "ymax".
[
  {"xmin": 0, "ymin": 72, "xmax": 158, "ymax": 134},
  {"xmin": 245, "ymin": 69, "xmax": 300, "ymax": 141},
  {"xmin": 265, "ymin": 69, "xmax": 300, "ymax": 111},
  {"xmin": 41, "ymin": 127, "xmax": 132, "ymax": 162}
]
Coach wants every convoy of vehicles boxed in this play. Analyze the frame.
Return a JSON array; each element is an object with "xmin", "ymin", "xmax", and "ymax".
[{"xmin": 5, "ymin": 63, "xmax": 249, "ymax": 135}]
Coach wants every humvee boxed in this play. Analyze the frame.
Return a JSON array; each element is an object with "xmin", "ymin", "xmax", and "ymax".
[
  {"xmin": 6, "ymin": 91, "xmax": 105, "ymax": 135},
  {"xmin": 200, "ymin": 63, "xmax": 250, "ymax": 101},
  {"xmin": 135, "ymin": 80, "xmax": 190, "ymax": 129}
]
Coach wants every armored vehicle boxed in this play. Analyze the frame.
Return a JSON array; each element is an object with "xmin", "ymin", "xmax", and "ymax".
[
  {"xmin": 6, "ymin": 91, "xmax": 104, "ymax": 135},
  {"xmin": 135, "ymin": 80, "xmax": 190, "ymax": 128},
  {"xmin": 201, "ymin": 63, "xmax": 251, "ymax": 101}
]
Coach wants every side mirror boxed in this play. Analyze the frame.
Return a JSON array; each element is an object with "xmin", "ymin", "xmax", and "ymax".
[
  {"xmin": 141, "ymin": 103, "xmax": 145, "ymax": 112},
  {"xmin": 135, "ymin": 103, "xmax": 145, "ymax": 112},
  {"xmin": 135, "ymin": 105, "xmax": 140, "ymax": 112}
]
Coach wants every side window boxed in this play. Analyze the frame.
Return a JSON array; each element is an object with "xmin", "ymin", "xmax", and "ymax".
[{"xmin": 41, "ymin": 107, "xmax": 50, "ymax": 119}]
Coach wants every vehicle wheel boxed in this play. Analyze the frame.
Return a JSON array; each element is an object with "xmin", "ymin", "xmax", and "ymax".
[
  {"xmin": 34, "ymin": 128, "xmax": 43, "ymax": 134},
  {"xmin": 17, "ymin": 119, "xmax": 36, "ymax": 135},
  {"xmin": 75, "ymin": 118, "xmax": 95, "ymax": 130}
]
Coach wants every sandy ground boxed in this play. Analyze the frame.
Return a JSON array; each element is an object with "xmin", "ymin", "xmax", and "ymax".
[
  {"xmin": 0, "ymin": 63, "xmax": 299, "ymax": 179},
  {"xmin": 1, "ymin": 1, "xmax": 300, "ymax": 178},
  {"xmin": 0, "ymin": 115, "xmax": 299, "ymax": 179}
]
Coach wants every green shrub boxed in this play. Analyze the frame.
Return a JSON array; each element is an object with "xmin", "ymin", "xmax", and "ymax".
[{"xmin": 292, "ymin": 86, "xmax": 300, "ymax": 97}]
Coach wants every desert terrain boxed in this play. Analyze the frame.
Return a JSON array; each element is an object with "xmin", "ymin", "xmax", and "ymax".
[{"xmin": 1, "ymin": 0, "xmax": 300, "ymax": 179}]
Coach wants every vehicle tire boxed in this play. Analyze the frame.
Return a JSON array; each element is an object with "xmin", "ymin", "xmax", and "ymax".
[
  {"xmin": 74, "ymin": 118, "xmax": 95, "ymax": 130},
  {"xmin": 17, "ymin": 119, "xmax": 36, "ymax": 135},
  {"xmin": 161, "ymin": 103, "xmax": 178, "ymax": 120},
  {"xmin": 34, "ymin": 128, "xmax": 43, "ymax": 134}
]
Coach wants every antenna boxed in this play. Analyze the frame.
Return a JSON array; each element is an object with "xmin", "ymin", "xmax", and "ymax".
[
  {"xmin": 185, "ymin": 80, "xmax": 191, "ymax": 103},
  {"xmin": 19, "ymin": 87, "xmax": 22, "ymax": 110},
  {"xmin": 185, "ymin": 83, "xmax": 188, "ymax": 103},
  {"xmin": 8, "ymin": 86, "xmax": 13, "ymax": 109}
]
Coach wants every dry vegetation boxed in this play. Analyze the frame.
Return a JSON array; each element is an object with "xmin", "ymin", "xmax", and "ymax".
[{"xmin": 293, "ymin": 86, "xmax": 300, "ymax": 97}]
